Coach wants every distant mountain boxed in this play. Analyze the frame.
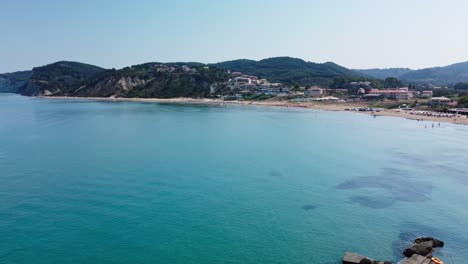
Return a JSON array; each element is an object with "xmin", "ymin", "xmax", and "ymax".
[
  {"xmin": 213, "ymin": 57, "xmax": 364, "ymax": 86},
  {"xmin": 354, "ymin": 68, "xmax": 412, "ymax": 79},
  {"xmin": 400, "ymin": 61, "xmax": 468, "ymax": 85},
  {"xmin": 355, "ymin": 61, "xmax": 468, "ymax": 85},
  {"xmin": 0, "ymin": 70, "xmax": 32, "ymax": 93}
]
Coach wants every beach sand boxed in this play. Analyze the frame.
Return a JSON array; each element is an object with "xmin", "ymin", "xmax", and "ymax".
[{"xmin": 38, "ymin": 96, "xmax": 468, "ymax": 125}]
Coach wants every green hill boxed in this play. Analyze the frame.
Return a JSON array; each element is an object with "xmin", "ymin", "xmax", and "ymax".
[
  {"xmin": 0, "ymin": 70, "xmax": 32, "ymax": 93},
  {"xmin": 400, "ymin": 61, "xmax": 468, "ymax": 85},
  {"xmin": 213, "ymin": 57, "xmax": 364, "ymax": 86},
  {"xmin": 1, "ymin": 61, "xmax": 230, "ymax": 98},
  {"xmin": 19, "ymin": 61, "xmax": 105, "ymax": 95},
  {"xmin": 60, "ymin": 63, "xmax": 230, "ymax": 98},
  {"xmin": 354, "ymin": 68, "xmax": 412, "ymax": 80},
  {"xmin": 355, "ymin": 61, "xmax": 468, "ymax": 85}
]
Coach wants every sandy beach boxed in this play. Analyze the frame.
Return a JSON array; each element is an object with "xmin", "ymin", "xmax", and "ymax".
[{"xmin": 38, "ymin": 96, "xmax": 468, "ymax": 125}]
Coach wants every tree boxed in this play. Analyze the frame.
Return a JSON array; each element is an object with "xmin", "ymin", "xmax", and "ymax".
[
  {"xmin": 433, "ymin": 88, "xmax": 451, "ymax": 97},
  {"xmin": 454, "ymin": 82, "xmax": 468, "ymax": 90},
  {"xmin": 458, "ymin": 95, "xmax": 468, "ymax": 107},
  {"xmin": 384, "ymin": 77, "xmax": 402, "ymax": 88}
]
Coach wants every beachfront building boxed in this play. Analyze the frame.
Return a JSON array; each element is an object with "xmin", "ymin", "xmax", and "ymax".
[
  {"xmin": 260, "ymin": 83, "xmax": 283, "ymax": 95},
  {"xmin": 325, "ymin": 88, "xmax": 348, "ymax": 96},
  {"xmin": 449, "ymin": 108, "xmax": 468, "ymax": 116},
  {"xmin": 430, "ymin": 97, "xmax": 452, "ymax": 106},
  {"xmin": 422, "ymin": 91, "xmax": 433, "ymax": 97},
  {"xmin": 367, "ymin": 87, "xmax": 413, "ymax": 100},
  {"xmin": 350, "ymin": 81, "xmax": 371, "ymax": 87},
  {"xmin": 224, "ymin": 71, "xmax": 291, "ymax": 96},
  {"xmin": 315, "ymin": 96, "xmax": 340, "ymax": 102},
  {"xmin": 305, "ymin": 86, "xmax": 323, "ymax": 97}
]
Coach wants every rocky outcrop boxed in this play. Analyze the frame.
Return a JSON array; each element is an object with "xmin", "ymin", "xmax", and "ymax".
[
  {"xmin": 117, "ymin": 76, "xmax": 147, "ymax": 91},
  {"xmin": 66, "ymin": 75, "xmax": 148, "ymax": 97},
  {"xmin": 403, "ymin": 237, "xmax": 444, "ymax": 258},
  {"xmin": 343, "ymin": 237, "xmax": 444, "ymax": 264}
]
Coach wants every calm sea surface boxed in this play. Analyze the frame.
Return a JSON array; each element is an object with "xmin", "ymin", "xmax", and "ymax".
[{"xmin": 0, "ymin": 94, "xmax": 467, "ymax": 264}]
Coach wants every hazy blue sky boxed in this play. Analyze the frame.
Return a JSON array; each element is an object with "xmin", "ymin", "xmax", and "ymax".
[{"xmin": 1, "ymin": 0, "xmax": 468, "ymax": 72}]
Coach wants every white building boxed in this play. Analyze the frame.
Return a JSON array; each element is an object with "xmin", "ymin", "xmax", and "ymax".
[
  {"xmin": 305, "ymin": 86, "xmax": 323, "ymax": 97},
  {"xmin": 430, "ymin": 97, "xmax": 451, "ymax": 106}
]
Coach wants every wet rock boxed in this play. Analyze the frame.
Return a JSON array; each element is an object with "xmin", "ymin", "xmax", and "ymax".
[
  {"xmin": 401, "ymin": 254, "xmax": 432, "ymax": 264},
  {"xmin": 342, "ymin": 252, "xmax": 392, "ymax": 264},
  {"xmin": 403, "ymin": 237, "xmax": 444, "ymax": 258},
  {"xmin": 359, "ymin": 258, "xmax": 373, "ymax": 264},
  {"xmin": 403, "ymin": 241, "xmax": 433, "ymax": 258},
  {"xmin": 343, "ymin": 252, "xmax": 366, "ymax": 264},
  {"xmin": 414, "ymin": 237, "xmax": 444, "ymax": 248}
]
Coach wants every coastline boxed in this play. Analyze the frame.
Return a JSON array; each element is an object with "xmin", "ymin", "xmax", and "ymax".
[{"xmin": 37, "ymin": 96, "xmax": 468, "ymax": 125}]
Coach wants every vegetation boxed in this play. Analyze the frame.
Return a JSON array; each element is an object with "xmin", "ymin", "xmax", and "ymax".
[
  {"xmin": 213, "ymin": 57, "xmax": 367, "ymax": 87},
  {"xmin": 357, "ymin": 61, "xmax": 468, "ymax": 85},
  {"xmin": 6, "ymin": 58, "xmax": 468, "ymax": 103},
  {"xmin": 383, "ymin": 77, "xmax": 403, "ymax": 88},
  {"xmin": 432, "ymin": 88, "xmax": 456, "ymax": 97},
  {"xmin": 355, "ymin": 68, "xmax": 412, "ymax": 80},
  {"xmin": 457, "ymin": 92, "xmax": 468, "ymax": 107},
  {"xmin": 0, "ymin": 70, "xmax": 32, "ymax": 92},
  {"xmin": 60, "ymin": 63, "xmax": 230, "ymax": 98},
  {"xmin": 454, "ymin": 82, "xmax": 468, "ymax": 90},
  {"xmin": 18, "ymin": 61, "xmax": 105, "ymax": 95},
  {"xmin": 0, "ymin": 70, "xmax": 32, "ymax": 81},
  {"xmin": 6, "ymin": 61, "xmax": 230, "ymax": 98}
]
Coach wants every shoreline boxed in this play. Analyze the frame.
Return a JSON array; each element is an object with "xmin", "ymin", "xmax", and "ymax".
[{"xmin": 37, "ymin": 96, "xmax": 468, "ymax": 125}]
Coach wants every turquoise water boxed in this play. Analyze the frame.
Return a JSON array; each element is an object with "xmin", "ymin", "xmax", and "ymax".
[{"xmin": 0, "ymin": 94, "xmax": 467, "ymax": 264}]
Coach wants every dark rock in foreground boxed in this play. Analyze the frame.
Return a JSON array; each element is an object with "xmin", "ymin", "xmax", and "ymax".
[
  {"xmin": 403, "ymin": 237, "xmax": 444, "ymax": 258},
  {"xmin": 401, "ymin": 254, "xmax": 432, "ymax": 264},
  {"xmin": 342, "ymin": 252, "xmax": 391, "ymax": 264}
]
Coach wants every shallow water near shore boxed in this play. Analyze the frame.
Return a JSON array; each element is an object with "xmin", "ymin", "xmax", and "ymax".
[{"xmin": 0, "ymin": 94, "xmax": 467, "ymax": 264}]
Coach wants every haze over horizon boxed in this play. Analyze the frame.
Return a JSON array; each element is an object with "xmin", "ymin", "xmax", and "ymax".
[{"xmin": 2, "ymin": 0, "xmax": 468, "ymax": 73}]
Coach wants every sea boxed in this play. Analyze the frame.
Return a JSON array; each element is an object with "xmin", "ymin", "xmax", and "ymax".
[{"xmin": 0, "ymin": 93, "xmax": 467, "ymax": 264}]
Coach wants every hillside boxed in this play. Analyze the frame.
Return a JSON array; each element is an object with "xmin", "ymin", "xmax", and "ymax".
[
  {"xmin": 2, "ymin": 57, "xmax": 364, "ymax": 98},
  {"xmin": 0, "ymin": 61, "xmax": 229, "ymax": 98},
  {"xmin": 213, "ymin": 57, "xmax": 364, "ymax": 86},
  {"xmin": 59, "ymin": 63, "xmax": 230, "ymax": 98},
  {"xmin": 356, "ymin": 61, "xmax": 468, "ymax": 85},
  {"xmin": 354, "ymin": 68, "xmax": 412, "ymax": 79},
  {"xmin": 0, "ymin": 71, "xmax": 32, "ymax": 93},
  {"xmin": 400, "ymin": 61, "xmax": 468, "ymax": 84},
  {"xmin": 18, "ymin": 61, "xmax": 105, "ymax": 95}
]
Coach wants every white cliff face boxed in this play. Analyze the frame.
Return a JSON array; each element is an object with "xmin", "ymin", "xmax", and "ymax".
[
  {"xmin": 42, "ymin": 90, "xmax": 53, "ymax": 96},
  {"xmin": 117, "ymin": 77, "xmax": 147, "ymax": 91},
  {"xmin": 68, "ymin": 76, "xmax": 150, "ymax": 97}
]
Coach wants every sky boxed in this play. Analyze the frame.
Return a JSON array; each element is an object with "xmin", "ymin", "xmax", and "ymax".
[{"xmin": 1, "ymin": 0, "xmax": 468, "ymax": 72}]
